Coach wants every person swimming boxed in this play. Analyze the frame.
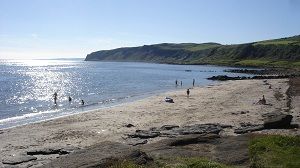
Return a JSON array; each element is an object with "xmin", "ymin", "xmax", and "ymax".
[
  {"xmin": 81, "ymin": 99, "xmax": 85, "ymax": 105},
  {"xmin": 68, "ymin": 96, "xmax": 72, "ymax": 102}
]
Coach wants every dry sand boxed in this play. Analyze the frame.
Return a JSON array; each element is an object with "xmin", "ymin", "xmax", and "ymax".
[{"xmin": 0, "ymin": 79, "xmax": 295, "ymax": 167}]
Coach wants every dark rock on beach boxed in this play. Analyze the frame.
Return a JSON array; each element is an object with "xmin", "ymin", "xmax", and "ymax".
[
  {"xmin": 234, "ymin": 123, "xmax": 264, "ymax": 134},
  {"xmin": 2, "ymin": 155, "xmax": 37, "ymax": 165},
  {"xmin": 207, "ymin": 74, "xmax": 300, "ymax": 81},
  {"xmin": 128, "ymin": 130, "xmax": 161, "ymax": 139},
  {"xmin": 129, "ymin": 150, "xmax": 153, "ymax": 165},
  {"xmin": 127, "ymin": 123, "xmax": 223, "ymax": 140},
  {"xmin": 262, "ymin": 112, "xmax": 293, "ymax": 129},
  {"xmin": 125, "ymin": 123, "xmax": 135, "ymax": 128},
  {"xmin": 177, "ymin": 124, "xmax": 223, "ymax": 135},
  {"xmin": 127, "ymin": 139, "xmax": 148, "ymax": 146},
  {"xmin": 160, "ymin": 125, "xmax": 180, "ymax": 130},
  {"xmin": 207, "ymin": 75, "xmax": 250, "ymax": 81},
  {"xmin": 42, "ymin": 133, "xmax": 252, "ymax": 167},
  {"xmin": 167, "ymin": 133, "xmax": 220, "ymax": 146},
  {"xmin": 43, "ymin": 142, "xmax": 132, "ymax": 168},
  {"xmin": 27, "ymin": 147, "xmax": 74, "ymax": 155}
]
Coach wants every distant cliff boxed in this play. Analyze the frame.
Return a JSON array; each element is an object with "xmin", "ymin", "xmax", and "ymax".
[{"xmin": 85, "ymin": 35, "xmax": 300, "ymax": 67}]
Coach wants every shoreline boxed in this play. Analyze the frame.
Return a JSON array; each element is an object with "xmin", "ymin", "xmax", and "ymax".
[
  {"xmin": 0, "ymin": 78, "xmax": 297, "ymax": 167},
  {"xmin": 0, "ymin": 84, "xmax": 204, "ymax": 130}
]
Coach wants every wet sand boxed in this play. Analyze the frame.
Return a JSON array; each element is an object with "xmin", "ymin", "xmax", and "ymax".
[{"xmin": 0, "ymin": 79, "xmax": 294, "ymax": 167}]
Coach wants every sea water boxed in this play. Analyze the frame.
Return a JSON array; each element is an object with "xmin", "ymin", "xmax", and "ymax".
[{"xmin": 0, "ymin": 59, "xmax": 250, "ymax": 129}]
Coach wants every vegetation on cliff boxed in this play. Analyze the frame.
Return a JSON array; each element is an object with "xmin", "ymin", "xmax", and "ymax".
[{"xmin": 85, "ymin": 35, "xmax": 300, "ymax": 67}]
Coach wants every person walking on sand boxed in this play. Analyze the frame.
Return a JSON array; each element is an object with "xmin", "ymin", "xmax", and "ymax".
[
  {"xmin": 187, "ymin": 89, "xmax": 190, "ymax": 97},
  {"xmin": 53, "ymin": 92, "xmax": 58, "ymax": 104},
  {"xmin": 261, "ymin": 95, "xmax": 266, "ymax": 104},
  {"xmin": 193, "ymin": 79, "xmax": 195, "ymax": 87}
]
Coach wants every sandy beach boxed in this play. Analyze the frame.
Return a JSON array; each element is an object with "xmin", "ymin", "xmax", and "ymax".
[{"xmin": 0, "ymin": 78, "xmax": 298, "ymax": 167}]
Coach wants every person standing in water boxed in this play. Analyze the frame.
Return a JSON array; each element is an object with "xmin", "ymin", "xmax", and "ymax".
[
  {"xmin": 187, "ymin": 89, "xmax": 190, "ymax": 97},
  {"xmin": 81, "ymin": 100, "xmax": 85, "ymax": 105},
  {"xmin": 53, "ymin": 92, "xmax": 58, "ymax": 104},
  {"xmin": 181, "ymin": 81, "xmax": 182, "ymax": 87},
  {"xmin": 175, "ymin": 79, "xmax": 178, "ymax": 86},
  {"xmin": 193, "ymin": 79, "xmax": 195, "ymax": 87},
  {"xmin": 68, "ymin": 96, "xmax": 72, "ymax": 102}
]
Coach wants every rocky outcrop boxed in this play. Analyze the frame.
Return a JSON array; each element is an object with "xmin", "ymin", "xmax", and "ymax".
[
  {"xmin": 2, "ymin": 155, "xmax": 37, "ymax": 165},
  {"xmin": 128, "ymin": 130, "xmax": 161, "ymax": 139},
  {"xmin": 129, "ymin": 150, "xmax": 153, "ymax": 165},
  {"xmin": 234, "ymin": 123, "xmax": 264, "ymax": 134},
  {"xmin": 27, "ymin": 148, "xmax": 71, "ymax": 155},
  {"xmin": 127, "ymin": 124, "xmax": 223, "ymax": 141},
  {"xmin": 262, "ymin": 112, "xmax": 293, "ymax": 129},
  {"xmin": 207, "ymin": 75, "xmax": 298, "ymax": 81}
]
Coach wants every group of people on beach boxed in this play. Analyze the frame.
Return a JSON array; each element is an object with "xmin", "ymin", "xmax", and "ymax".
[
  {"xmin": 175, "ymin": 79, "xmax": 195, "ymax": 87},
  {"xmin": 53, "ymin": 92, "xmax": 85, "ymax": 106},
  {"xmin": 175, "ymin": 79, "xmax": 194, "ymax": 97}
]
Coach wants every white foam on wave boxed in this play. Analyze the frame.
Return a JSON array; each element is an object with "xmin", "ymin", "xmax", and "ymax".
[{"xmin": 0, "ymin": 109, "xmax": 60, "ymax": 124}]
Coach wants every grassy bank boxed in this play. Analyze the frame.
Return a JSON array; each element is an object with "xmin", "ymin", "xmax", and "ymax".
[
  {"xmin": 111, "ymin": 157, "xmax": 232, "ymax": 168},
  {"xmin": 111, "ymin": 135, "xmax": 300, "ymax": 168},
  {"xmin": 191, "ymin": 59, "xmax": 300, "ymax": 68},
  {"xmin": 249, "ymin": 135, "xmax": 300, "ymax": 168},
  {"xmin": 86, "ymin": 35, "xmax": 300, "ymax": 69}
]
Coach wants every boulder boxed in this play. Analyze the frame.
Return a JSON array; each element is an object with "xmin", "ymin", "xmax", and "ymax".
[
  {"xmin": 262, "ymin": 112, "xmax": 293, "ymax": 129},
  {"xmin": 129, "ymin": 150, "xmax": 153, "ymax": 165},
  {"xmin": 125, "ymin": 123, "xmax": 135, "ymax": 128}
]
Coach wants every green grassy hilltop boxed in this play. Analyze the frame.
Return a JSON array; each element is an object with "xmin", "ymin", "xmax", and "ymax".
[{"xmin": 85, "ymin": 35, "xmax": 300, "ymax": 68}]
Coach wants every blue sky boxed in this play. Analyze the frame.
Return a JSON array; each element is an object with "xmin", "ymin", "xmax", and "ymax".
[{"xmin": 1, "ymin": 0, "xmax": 300, "ymax": 59}]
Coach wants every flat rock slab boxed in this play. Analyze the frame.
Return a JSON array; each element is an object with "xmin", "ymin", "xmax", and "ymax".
[
  {"xmin": 2, "ymin": 155, "xmax": 37, "ymax": 165},
  {"xmin": 160, "ymin": 125, "xmax": 180, "ymax": 130},
  {"xmin": 127, "ymin": 139, "xmax": 148, "ymax": 146},
  {"xmin": 43, "ymin": 134, "xmax": 251, "ymax": 167},
  {"xmin": 128, "ymin": 124, "xmax": 223, "ymax": 139},
  {"xmin": 27, "ymin": 147, "xmax": 79, "ymax": 155},
  {"xmin": 234, "ymin": 123, "xmax": 264, "ymax": 134},
  {"xmin": 128, "ymin": 130, "xmax": 161, "ymax": 139},
  {"xmin": 141, "ymin": 134, "xmax": 250, "ymax": 166},
  {"xmin": 129, "ymin": 150, "xmax": 153, "ymax": 165},
  {"xmin": 167, "ymin": 134, "xmax": 220, "ymax": 146},
  {"xmin": 43, "ymin": 141, "xmax": 133, "ymax": 168},
  {"xmin": 178, "ymin": 124, "xmax": 223, "ymax": 135}
]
